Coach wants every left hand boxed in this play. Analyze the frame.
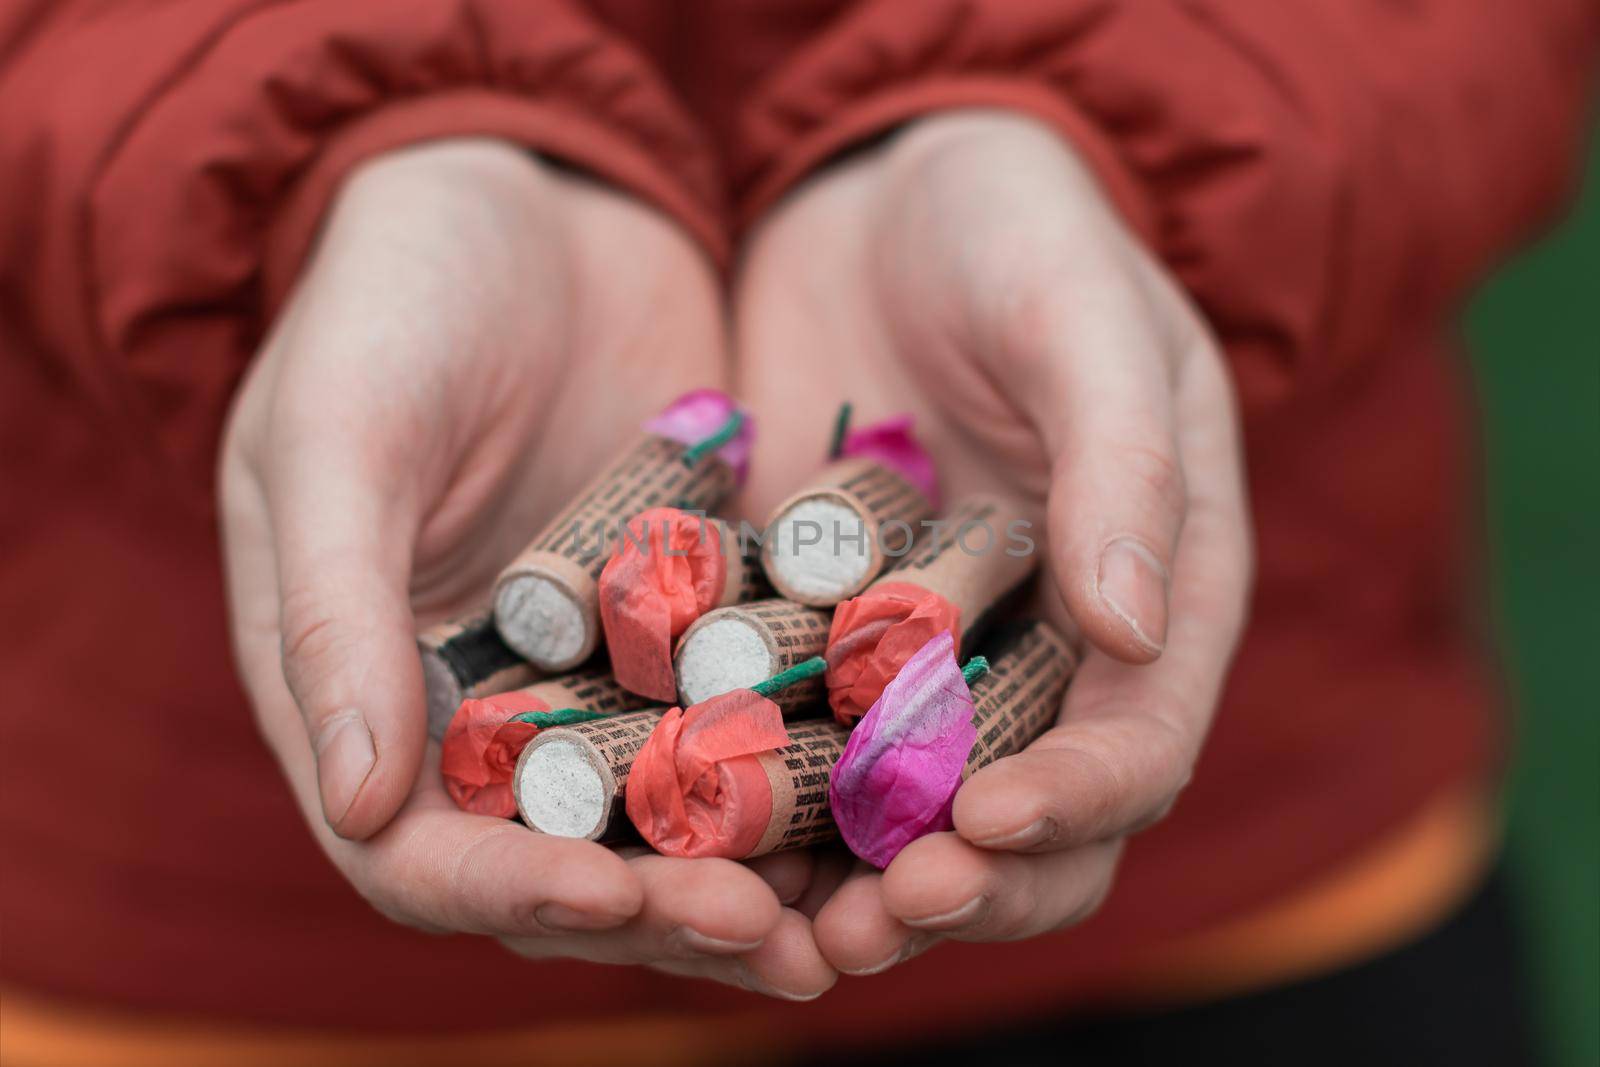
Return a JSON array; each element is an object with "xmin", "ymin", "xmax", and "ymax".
[{"xmin": 732, "ymin": 110, "xmax": 1253, "ymax": 974}]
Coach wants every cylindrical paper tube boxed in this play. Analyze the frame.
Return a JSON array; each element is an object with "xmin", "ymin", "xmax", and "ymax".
[
  {"xmin": 760, "ymin": 456, "xmax": 932, "ymax": 607},
  {"xmin": 675, "ymin": 598, "xmax": 831, "ymax": 714},
  {"xmin": 627, "ymin": 691, "xmax": 850, "ymax": 859},
  {"xmin": 829, "ymin": 620, "xmax": 1075, "ymax": 867},
  {"xmin": 509, "ymin": 665, "xmax": 658, "ymax": 722},
  {"xmin": 439, "ymin": 666, "xmax": 655, "ymax": 817},
  {"xmin": 514, "ymin": 708, "xmax": 666, "ymax": 841},
  {"xmin": 419, "ymin": 609, "xmax": 539, "ymax": 740},
  {"xmin": 494, "ymin": 436, "xmax": 739, "ymax": 672},
  {"xmin": 825, "ymin": 494, "xmax": 1039, "ymax": 723},
  {"xmin": 745, "ymin": 719, "xmax": 851, "ymax": 856},
  {"xmin": 881, "ymin": 494, "xmax": 1038, "ymax": 630},
  {"xmin": 599, "ymin": 512, "xmax": 766, "ymax": 702},
  {"xmin": 963, "ymin": 620, "xmax": 1077, "ymax": 777}
]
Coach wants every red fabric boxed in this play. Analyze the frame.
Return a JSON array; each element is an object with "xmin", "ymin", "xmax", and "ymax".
[
  {"xmin": 439, "ymin": 692, "xmax": 550, "ymax": 818},
  {"xmin": 1, "ymin": 0, "xmax": 1596, "ymax": 1043},
  {"xmin": 599, "ymin": 508, "xmax": 731, "ymax": 702}
]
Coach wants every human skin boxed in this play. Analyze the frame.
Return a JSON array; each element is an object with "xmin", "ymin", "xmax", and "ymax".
[
  {"xmin": 219, "ymin": 110, "xmax": 1253, "ymax": 997},
  {"xmin": 219, "ymin": 139, "xmax": 832, "ymax": 999},
  {"xmin": 732, "ymin": 110, "xmax": 1254, "ymax": 975}
]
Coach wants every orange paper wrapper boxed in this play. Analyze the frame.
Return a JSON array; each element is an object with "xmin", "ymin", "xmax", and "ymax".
[
  {"xmin": 624, "ymin": 689, "xmax": 798, "ymax": 858},
  {"xmin": 440, "ymin": 667, "xmax": 653, "ymax": 818},
  {"xmin": 440, "ymin": 691, "xmax": 546, "ymax": 818},
  {"xmin": 599, "ymin": 511, "xmax": 762, "ymax": 703},
  {"xmin": 824, "ymin": 494, "xmax": 1037, "ymax": 724}
]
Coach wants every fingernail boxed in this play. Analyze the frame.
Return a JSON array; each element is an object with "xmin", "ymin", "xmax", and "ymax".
[
  {"xmin": 315, "ymin": 709, "xmax": 375, "ymax": 829},
  {"xmin": 1097, "ymin": 538, "xmax": 1169, "ymax": 653},
  {"xmin": 736, "ymin": 962, "xmax": 825, "ymax": 1002},
  {"xmin": 971, "ymin": 816, "xmax": 1058, "ymax": 851},
  {"xmin": 670, "ymin": 926, "xmax": 765, "ymax": 956},
  {"xmin": 902, "ymin": 895, "xmax": 989, "ymax": 931},
  {"xmin": 534, "ymin": 904, "xmax": 628, "ymax": 932},
  {"xmin": 841, "ymin": 933, "xmax": 940, "ymax": 976}
]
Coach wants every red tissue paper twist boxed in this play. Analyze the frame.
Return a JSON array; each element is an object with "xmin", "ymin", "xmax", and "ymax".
[
  {"xmin": 600, "ymin": 507, "xmax": 732, "ymax": 701},
  {"xmin": 440, "ymin": 691, "xmax": 550, "ymax": 817},
  {"xmin": 624, "ymin": 689, "xmax": 790, "ymax": 858},
  {"xmin": 824, "ymin": 581, "xmax": 961, "ymax": 725}
]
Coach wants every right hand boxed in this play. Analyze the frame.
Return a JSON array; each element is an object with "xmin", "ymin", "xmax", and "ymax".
[{"xmin": 219, "ymin": 139, "xmax": 834, "ymax": 999}]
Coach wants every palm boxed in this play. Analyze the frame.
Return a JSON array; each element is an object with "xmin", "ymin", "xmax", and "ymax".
[
  {"xmin": 734, "ymin": 130, "xmax": 1056, "ymax": 601},
  {"xmin": 735, "ymin": 113, "xmax": 1251, "ymax": 971},
  {"xmin": 222, "ymin": 144, "xmax": 838, "ymax": 999},
  {"xmin": 397, "ymin": 171, "xmax": 729, "ymax": 625}
]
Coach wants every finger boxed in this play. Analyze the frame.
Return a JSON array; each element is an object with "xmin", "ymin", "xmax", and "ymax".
[
  {"xmin": 625, "ymin": 853, "xmax": 784, "ymax": 954},
  {"xmin": 262, "ymin": 406, "xmax": 425, "ymax": 841},
  {"xmin": 359, "ymin": 807, "xmax": 645, "ymax": 936},
  {"xmin": 732, "ymin": 908, "xmax": 839, "ymax": 1001},
  {"xmin": 813, "ymin": 863, "xmax": 939, "ymax": 976},
  {"xmin": 996, "ymin": 264, "xmax": 1189, "ymax": 664},
  {"xmin": 506, "ymin": 851, "xmax": 785, "ymax": 964},
  {"xmin": 880, "ymin": 833, "xmax": 1120, "ymax": 943},
  {"xmin": 743, "ymin": 849, "xmax": 816, "ymax": 907},
  {"xmin": 507, "ymin": 863, "xmax": 834, "ymax": 1001},
  {"xmin": 629, "ymin": 865, "xmax": 833, "ymax": 999},
  {"xmin": 789, "ymin": 848, "xmax": 857, "ymax": 920},
  {"xmin": 222, "ymin": 472, "xmax": 641, "ymax": 938},
  {"xmin": 955, "ymin": 346, "xmax": 1252, "ymax": 852},
  {"xmin": 645, "ymin": 907, "xmax": 837, "ymax": 1001}
]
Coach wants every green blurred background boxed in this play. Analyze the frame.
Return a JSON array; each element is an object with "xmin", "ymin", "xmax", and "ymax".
[{"xmin": 1467, "ymin": 131, "xmax": 1598, "ymax": 1067}]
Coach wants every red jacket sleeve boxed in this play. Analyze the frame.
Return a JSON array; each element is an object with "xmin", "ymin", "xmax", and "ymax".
[
  {"xmin": 735, "ymin": 0, "xmax": 1599, "ymax": 409},
  {"xmin": 0, "ymin": 0, "xmax": 724, "ymax": 486}
]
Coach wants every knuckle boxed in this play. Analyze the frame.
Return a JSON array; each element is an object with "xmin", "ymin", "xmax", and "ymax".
[
  {"xmin": 444, "ymin": 825, "xmax": 527, "ymax": 932},
  {"xmin": 1033, "ymin": 741, "xmax": 1127, "ymax": 842},
  {"xmin": 1127, "ymin": 704, "xmax": 1197, "ymax": 833},
  {"xmin": 351, "ymin": 819, "xmax": 453, "ymax": 934},
  {"xmin": 1118, "ymin": 441, "xmax": 1186, "ymax": 524},
  {"xmin": 986, "ymin": 265, "xmax": 1069, "ymax": 370},
  {"xmin": 277, "ymin": 588, "xmax": 351, "ymax": 697}
]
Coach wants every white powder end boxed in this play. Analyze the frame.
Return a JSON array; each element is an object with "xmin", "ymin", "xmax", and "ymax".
[
  {"xmin": 518, "ymin": 739, "xmax": 608, "ymax": 839},
  {"xmin": 676, "ymin": 617, "xmax": 773, "ymax": 705},
  {"xmin": 766, "ymin": 497, "xmax": 874, "ymax": 602},
  {"xmin": 419, "ymin": 648, "xmax": 463, "ymax": 741},
  {"xmin": 495, "ymin": 574, "xmax": 586, "ymax": 669}
]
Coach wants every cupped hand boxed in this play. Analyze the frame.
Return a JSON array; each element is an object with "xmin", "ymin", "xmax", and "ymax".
[
  {"xmin": 220, "ymin": 139, "xmax": 832, "ymax": 998},
  {"xmin": 733, "ymin": 111, "xmax": 1253, "ymax": 974}
]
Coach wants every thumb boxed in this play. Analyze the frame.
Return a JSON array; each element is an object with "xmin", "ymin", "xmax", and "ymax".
[
  {"xmin": 998, "ymin": 275, "xmax": 1188, "ymax": 664},
  {"xmin": 268, "ymin": 430, "xmax": 425, "ymax": 840}
]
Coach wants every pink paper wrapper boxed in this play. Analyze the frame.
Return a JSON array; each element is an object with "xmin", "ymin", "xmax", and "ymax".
[
  {"xmin": 830, "ymin": 632, "xmax": 975, "ymax": 868},
  {"xmin": 840, "ymin": 414, "xmax": 939, "ymax": 510},
  {"xmin": 643, "ymin": 388, "xmax": 754, "ymax": 485}
]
